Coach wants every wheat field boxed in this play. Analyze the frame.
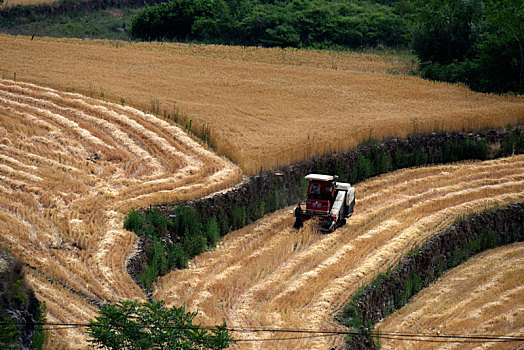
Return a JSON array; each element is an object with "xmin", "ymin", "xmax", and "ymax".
[
  {"xmin": 2, "ymin": 33, "xmax": 524, "ymax": 349},
  {"xmin": 0, "ymin": 79, "xmax": 241, "ymax": 348},
  {"xmin": 377, "ymin": 242, "xmax": 524, "ymax": 350},
  {"xmin": 155, "ymin": 155, "xmax": 524, "ymax": 349},
  {"xmin": 1, "ymin": 35, "xmax": 523, "ymax": 173}
]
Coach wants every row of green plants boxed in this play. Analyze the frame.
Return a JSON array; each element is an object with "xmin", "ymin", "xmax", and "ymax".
[
  {"xmin": 340, "ymin": 203, "xmax": 523, "ymax": 348},
  {"xmin": 125, "ymin": 183, "xmax": 298, "ymax": 289},
  {"xmin": 336, "ymin": 135, "xmax": 490, "ymax": 185},
  {"xmin": 124, "ymin": 130, "xmax": 522, "ymax": 290}
]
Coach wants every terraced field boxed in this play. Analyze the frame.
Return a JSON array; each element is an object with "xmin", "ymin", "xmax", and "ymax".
[
  {"xmin": 1, "ymin": 37, "xmax": 523, "ymax": 349},
  {"xmin": 378, "ymin": 242, "xmax": 524, "ymax": 350},
  {"xmin": 0, "ymin": 79, "xmax": 241, "ymax": 348},
  {"xmin": 1, "ymin": 35, "xmax": 523, "ymax": 172},
  {"xmin": 155, "ymin": 156, "xmax": 524, "ymax": 349}
]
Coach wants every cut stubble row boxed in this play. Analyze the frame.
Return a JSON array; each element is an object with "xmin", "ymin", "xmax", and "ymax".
[
  {"xmin": 155, "ymin": 156, "xmax": 524, "ymax": 350},
  {"xmin": 0, "ymin": 79, "xmax": 241, "ymax": 348}
]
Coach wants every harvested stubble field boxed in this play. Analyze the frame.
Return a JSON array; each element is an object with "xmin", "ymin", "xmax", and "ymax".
[
  {"xmin": 155, "ymin": 155, "xmax": 524, "ymax": 349},
  {"xmin": 378, "ymin": 242, "xmax": 524, "ymax": 350},
  {"xmin": 1, "ymin": 34, "xmax": 523, "ymax": 173},
  {"xmin": 0, "ymin": 79, "xmax": 241, "ymax": 348}
]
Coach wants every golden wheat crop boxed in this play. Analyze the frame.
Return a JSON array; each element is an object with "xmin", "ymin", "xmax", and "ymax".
[
  {"xmin": 0, "ymin": 79, "xmax": 241, "ymax": 347},
  {"xmin": 155, "ymin": 155, "xmax": 524, "ymax": 350},
  {"xmin": 378, "ymin": 242, "xmax": 524, "ymax": 350},
  {"xmin": 1, "ymin": 34, "xmax": 522, "ymax": 173}
]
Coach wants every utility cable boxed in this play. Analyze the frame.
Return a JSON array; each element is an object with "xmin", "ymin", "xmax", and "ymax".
[{"xmin": 2, "ymin": 322, "xmax": 523, "ymax": 343}]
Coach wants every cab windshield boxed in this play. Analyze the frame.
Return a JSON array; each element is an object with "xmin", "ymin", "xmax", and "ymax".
[{"xmin": 308, "ymin": 181, "xmax": 333, "ymax": 200}]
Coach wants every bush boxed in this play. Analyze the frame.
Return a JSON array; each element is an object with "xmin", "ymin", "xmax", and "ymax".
[
  {"xmin": 124, "ymin": 209, "xmax": 143, "ymax": 232},
  {"xmin": 129, "ymin": 0, "xmax": 223, "ymax": 41},
  {"xmin": 32, "ymin": 301, "xmax": 46, "ymax": 350},
  {"xmin": 171, "ymin": 204, "xmax": 200, "ymax": 239},
  {"xmin": 86, "ymin": 300, "xmax": 233, "ymax": 350},
  {"xmin": 205, "ymin": 217, "xmax": 220, "ymax": 248},
  {"xmin": 231, "ymin": 206, "xmax": 246, "ymax": 230},
  {"xmin": 167, "ymin": 244, "xmax": 188, "ymax": 269},
  {"xmin": 0, "ymin": 314, "xmax": 19, "ymax": 350},
  {"xmin": 357, "ymin": 154, "xmax": 374, "ymax": 181},
  {"xmin": 500, "ymin": 131, "xmax": 524, "ymax": 156},
  {"xmin": 413, "ymin": 0, "xmax": 523, "ymax": 93},
  {"xmin": 129, "ymin": 0, "xmax": 412, "ymax": 49}
]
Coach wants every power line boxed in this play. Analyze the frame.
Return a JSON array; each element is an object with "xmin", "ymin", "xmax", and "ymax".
[
  {"xmin": 2, "ymin": 322, "xmax": 523, "ymax": 343},
  {"xmin": 233, "ymin": 334, "xmax": 338, "ymax": 342}
]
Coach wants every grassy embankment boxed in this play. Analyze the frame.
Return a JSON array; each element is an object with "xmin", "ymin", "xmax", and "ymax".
[
  {"xmin": 341, "ymin": 203, "xmax": 524, "ymax": 349},
  {"xmin": 126, "ymin": 130, "xmax": 524, "ymax": 290}
]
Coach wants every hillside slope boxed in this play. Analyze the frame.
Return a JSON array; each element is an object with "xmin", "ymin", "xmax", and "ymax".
[
  {"xmin": 0, "ymin": 79, "xmax": 241, "ymax": 348},
  {"xmin": 155, "ymin": 156, "xmax": 524, "ymax": 349},
  {"xmin": 378, "ymin": 242, "xmax": 524, "ymax": 350},
  {"xmin": 1, "ymin": 35, "xmax": 522, "ymax": 172}
]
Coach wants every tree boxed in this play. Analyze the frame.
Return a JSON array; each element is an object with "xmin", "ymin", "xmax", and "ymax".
[
  {"xmin": 412, "ymin": 0, "xmax": 484, "ymax": 64},
  {"xmin": 86, "ymin": 300, "xmax": 233, "ymax": 350},
  {"xmin": 413, "ymin": 0, "xmax": 523, "ymax": 93},
  {"xmin": 474, "ymin": 0, "xmax": 523, "ymax": 92}
]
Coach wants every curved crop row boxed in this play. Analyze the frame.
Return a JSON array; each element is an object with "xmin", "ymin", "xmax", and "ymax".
[
  {"xmin": 341, "ymin": 202, "xmax": 523, "ymax": 349},
  {"xmin": 1, "ymin": 35, "xmax": 523, "ymax": 173},
  {"xmin": 378, "ymin": 242, "xmax": 524, "ymax": 350},
  {"xmin": 0, "ymin": 79, "xmax": 241, "ymax": 347},
  {"xmin": 155, "ymin": 155, "xmax": 524, "ymax": 349}
]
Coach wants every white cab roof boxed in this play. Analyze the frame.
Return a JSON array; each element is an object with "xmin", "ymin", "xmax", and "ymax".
[{"xmin": 305, "ymin": 174, "xmax": 334, "ymax": 181}]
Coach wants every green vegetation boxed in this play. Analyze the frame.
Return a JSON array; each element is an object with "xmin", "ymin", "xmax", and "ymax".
[
  {"xmin": 414, "ymin": 0, "xmax": 523, "ymax": 93},
  {"xmin": 86, "ymin": 300, "xmax": 232, "ymax": 349},
  {"xmin": 344, "ymin": 135, "xmax": 490, "ymax": 184},
  {"xmin": 0, "ymin": 245, "xmax": 46, "ymax": 350},
  {"xmin": 499, "ymin": 130, "xmax": 524, "ymax": 156},
  {"xmin": 0, "ymin": 2, "xmax": 140, "ymax": 40},
  {"xmin": 125, "ymin": 206, "xmax": 229, "ymax": 289},
  {"xmin": 340, "ymin": 202, "xmax": 523, "ymax": 348},
  {"xmin": 129, "ymin": 0, "xmax": 412, "ymax": 49},
  {"xmin": 125, "ymin": 131, "xmax": 518, "ymax": 290},
  {"xmin": 0, "ymin": 313, "xmax": 19, "ymax": 350},
  {"xmin": 32, "ymin": 302, "xmax": 46, "ymax": 350}
]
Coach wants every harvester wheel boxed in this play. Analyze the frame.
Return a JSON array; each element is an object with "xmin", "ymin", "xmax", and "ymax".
[
  {"xmin": 336, "ymin": 205, "xmax": 346, "ymax": 229},
  {"xmin": 347, "ymin": 198, "xmax": 355, "ymax": 217}
]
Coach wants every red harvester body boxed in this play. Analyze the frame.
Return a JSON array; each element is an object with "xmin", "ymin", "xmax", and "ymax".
[{"xmin": 294, "ymin": 174, "xmax": 355, "ymax": 232}]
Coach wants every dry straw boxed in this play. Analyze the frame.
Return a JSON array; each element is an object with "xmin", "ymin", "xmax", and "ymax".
[
  {"xmin": 378, "ymin": 242, "xmax": 524, "ymax": 350},
  {"xmin": 1, "ymin": 34, "xmax": 522, "ymax": 173},
  {"xmin": 155, "ymin": 156, "xmax": 524, "ymax": 350},
  {"xmin": 0, "ymin": 79, "xmax": 240, "ymax": 347}
]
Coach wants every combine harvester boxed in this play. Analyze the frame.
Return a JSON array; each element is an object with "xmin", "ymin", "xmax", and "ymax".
[{"xmin": 293, "ymin": 174, "xmax": 355, "ymax": 232}]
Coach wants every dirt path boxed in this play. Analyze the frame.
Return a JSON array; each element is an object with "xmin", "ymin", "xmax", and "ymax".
[
  {"xmin": 0, "ymin": 79, "xmax": 241, "ymax": 348},
  {"xmin": 155, "ymin": 156, "xmax": 524, "ymax": 349},
  {"xmin": 378, "ymin": 242, "xmax": 524, "ymax": 350}
]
